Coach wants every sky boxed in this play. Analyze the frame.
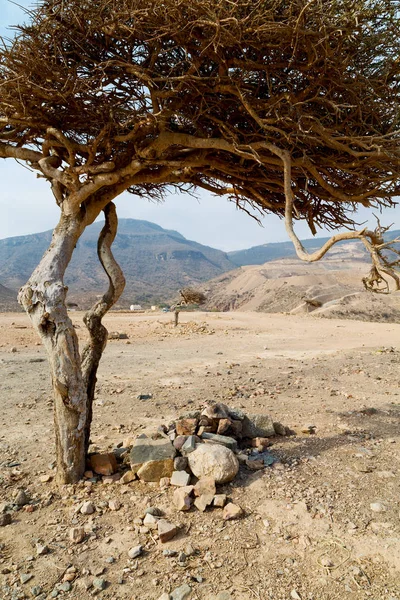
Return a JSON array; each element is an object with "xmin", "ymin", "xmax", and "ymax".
[{"xmin": 1, "ymin": 0, "xmax": 399, "ymax": 252}]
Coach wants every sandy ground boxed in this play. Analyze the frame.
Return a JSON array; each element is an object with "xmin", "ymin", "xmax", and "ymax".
[{"xmin": 1, "ymin": 310, "xmax": 400, "ymax": 600}]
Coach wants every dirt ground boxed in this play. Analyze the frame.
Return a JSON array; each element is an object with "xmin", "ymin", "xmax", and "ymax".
[{"xmin": 0, "ymin": 310, "xmax": 399, "ymax": 600}]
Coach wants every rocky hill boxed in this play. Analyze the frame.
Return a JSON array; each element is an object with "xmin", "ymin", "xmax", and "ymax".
[
  {"xmin": 0, "ymin": 219, "xmax": 235, "ymax": 308},
  {"xmin": 1, "ymin": 222, "xmax": 399, "ymax": 315},
  {"xmin": 203, "ymin": 246, "xmax": 400, "ymax": 323}
]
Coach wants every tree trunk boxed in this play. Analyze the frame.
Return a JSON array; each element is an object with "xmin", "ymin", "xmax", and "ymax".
[
  {"xmin": 18, "ymin": 210, "xmax": 88, "ymax": 484},
  {"xmin": 174, "ymin": 309, "xmax": 179, "ymax": 327},
  {"xmin": 81, "ymin": 203, "xmax": 125, "ymax": 454}
]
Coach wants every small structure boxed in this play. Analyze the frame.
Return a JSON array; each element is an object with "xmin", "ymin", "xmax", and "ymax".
[{"xmin": 130, "ymin": 304, "xmax": 142, "ymax": 311}]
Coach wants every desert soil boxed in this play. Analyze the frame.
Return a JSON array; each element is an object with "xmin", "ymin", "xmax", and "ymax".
[{"xmin": 0, "ymin": 310, "xmax": 399, "ymax": 600}]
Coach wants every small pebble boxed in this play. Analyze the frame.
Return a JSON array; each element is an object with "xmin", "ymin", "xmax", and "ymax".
[
  {"xmin": 93, "ymin": 578, "xmax": 107, "ymax": 590},
  {"xmin": 128, "ymin": 545, "xmax": 143, "ymax": 559}
]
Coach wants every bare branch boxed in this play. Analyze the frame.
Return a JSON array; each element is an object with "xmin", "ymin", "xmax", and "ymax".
[
  {"xmin": 280, "ymin": 149, "xmax": 400, "ymax": 292},
  {"xmin": 0, "ymin": 141, "xmax": 41, "ymax": 163},
  {"xmin": 81, "ymin": 203, "xmax": 125, "ymax": 434}
]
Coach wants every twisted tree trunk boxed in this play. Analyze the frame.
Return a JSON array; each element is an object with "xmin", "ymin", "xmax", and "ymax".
[
  {"xmin": 18, "ymin": 210, "xmax": 88, "ymax": 484},
  {"xmin": 81, "ymin": 202, "xmax": 125, "ymax": 453}
]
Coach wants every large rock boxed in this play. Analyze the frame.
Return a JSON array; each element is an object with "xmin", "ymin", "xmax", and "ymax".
[
  {"xmin": 241, "ymin": 414, "xmax": 275, "ymax": 438},
  {"xmin": 130, "ymin": 437, "xmax": 176, "ymax": 482},
  {"xmin": 188, "ymin": 444, "xmax": 239, "ymax": 484}
]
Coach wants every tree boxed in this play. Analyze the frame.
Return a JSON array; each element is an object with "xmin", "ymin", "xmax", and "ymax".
[
  {"xmin": 171, "ymin": 288, "xmax": 207, "ymax": 327},
  {"xmin": 1, "ymin": 0, "xmax": 400, "ymax": 483}
]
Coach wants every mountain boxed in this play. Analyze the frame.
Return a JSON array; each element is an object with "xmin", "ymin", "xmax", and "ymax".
[
  {"xmin": 227, "ymin": 229, "xmax": 400, "ymax": 266},
  {"xmin": 0, "ymin": 282, "xmax": 19, "ymax": 311},
  {"xmin": 1, "ymin": 221, "xmax": 399, "ymax": 311},
  {"xmin": 0, "ymin": 219, "xmax": 235, "ymax": 307}
]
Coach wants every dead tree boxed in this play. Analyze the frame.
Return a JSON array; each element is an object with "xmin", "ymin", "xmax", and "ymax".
[
  {"xmin": 171, "ymin": 288, "xmax": 207, "ymax": 326},
  {"xmin": 1, "ymin": 0, "xmax": 400, "ymax": 482}
]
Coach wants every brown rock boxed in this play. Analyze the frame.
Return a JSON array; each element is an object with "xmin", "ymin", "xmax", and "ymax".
[
  {"xmin": 194, "ymin": 477, "xmax": 216, "ymax": 497},
  {"xmin": 217, "ymin": 418, "xmax": 232, "ymax": 435},
  {"xmin": 213, "ymin": 494, "xmax": 227, "ymax": 508},
  {"xmin": 199, "ymin": 415, "xmax": 218, "ymax": 433},
  {"xmin": 194, "ymin": 494, "xmax": 214, "ymax": 512},
  {"xmin": 90, "ymin": 453, "xmax": 118, "ymax": 476},
  {"xmin": 176, "ymin": 419, "xmax": 198, "ymax": 436},
  {"xmin": 198, "ymin": 415, "xmax": 214, "ymax": 428},
  {"xmin": 197, "ymin": 425, "xmax": 215, "ymax": 436},
  {"xmin": 251, "ymin": 437, "xmax": 271, "ymax": 450},
  {"xmin": 120, "ymin": 470, "xmax": 136, "ymax": 484},
  {"xmin": 69, "ymin": 527, "xmax": 85, "ymax": 544},
  {"xmin": 0, "ymin": 513, "xmax": 11, "ymax": 526},
  {"xmin": 223, "ymin": 503, "xmax": 243, "ymax": 520},
  {"xmin": 158, "ymin": 519, "xmax": 178, "ymax": 543},
  {"xmin": 137, "ymin": 458, "xmax": 174, "ymax": 482},
  {"xmin": 130, "ymin": 437, "xmax": 176, "ymax": 480},
  {"xmin": 173, "ymin": 486, "xmax": 194, "ymax": 511}
]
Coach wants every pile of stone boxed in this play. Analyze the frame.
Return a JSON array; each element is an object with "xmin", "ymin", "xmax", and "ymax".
[{"xmin": 124, "ymin": 403, "xmax": 289, "ymax": 516}]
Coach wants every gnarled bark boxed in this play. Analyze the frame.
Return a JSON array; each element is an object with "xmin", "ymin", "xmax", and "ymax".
[
  {"xmin": 18, "ymin": 210, "xmax": 88, "ymax": 484},
  {"xmin": 81, "ymin": 202, "xmax": 125, "ymax": 453}
]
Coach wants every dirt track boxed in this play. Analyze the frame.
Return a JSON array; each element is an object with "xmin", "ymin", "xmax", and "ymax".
[{"xmin": 1, "ymin": 311, "xmax": 400, "ymax": 600}]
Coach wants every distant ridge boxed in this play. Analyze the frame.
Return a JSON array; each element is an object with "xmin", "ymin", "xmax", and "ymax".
[
  {"xmin": 227, "ymin": 229, "xmax": 400, "ymax": 267},
  {"xmin": 1, "ymin": 221, "xmax": 399, "ymax": 310},
  {"xmin": 0, "ymin": 219, "xmax": 235, "ymax": 307}
]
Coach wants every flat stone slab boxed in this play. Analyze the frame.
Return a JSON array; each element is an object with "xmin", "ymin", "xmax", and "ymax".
[
  {"xmin": 200, "ymin": 432, "xmax": 238, "ymax": 452},
  {"xmin": 130, "ymin": 437, "xmax": 176, "ymax": 482},
  {"xmin": 130, "ymin": 437, "xmax": 176, "ymax": 470},
  {"xmin": 170, "ymin": 471, "xmax": 191, "ymax": 487}
]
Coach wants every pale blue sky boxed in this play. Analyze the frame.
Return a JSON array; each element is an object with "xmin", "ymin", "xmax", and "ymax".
[{"xmin": 1, "ymin": 0, "xmax": 399, "ymax": 251}]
